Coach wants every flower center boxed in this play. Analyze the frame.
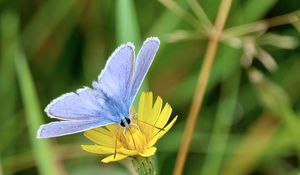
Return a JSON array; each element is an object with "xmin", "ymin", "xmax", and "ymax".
[{"xmin": 119, "ymin": 126, "xmax": 147, "ymax": 152}]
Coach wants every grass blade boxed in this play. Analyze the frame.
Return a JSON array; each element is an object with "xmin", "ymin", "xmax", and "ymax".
[
  {"xmin": 13, "ymin": 12, "xmax": 65, "ymax": 175},
  {"xmin": 116, "ymin": 0, "xmax": 141, "ymax": 46},
  {"xmin": 22, "ymin": 0, "xmax": 76, "ymax": 55},
  {"xmin": 15, "ymin": 47, "xmax": 65, "ymax": 175},
  {"xmin": 222, "ymin": 114, "xmax": 279, "ymax": 175},
  {"xmin": 248, "ymin": 69, "xmax": 300, "ymax": 140},
  {"xmin": 200, "ymin": 68, "xmax": 241, "ymax": 175},
  {"xmin": 0, "ymin": 10, "xmax": 18, "ymax": 152}
]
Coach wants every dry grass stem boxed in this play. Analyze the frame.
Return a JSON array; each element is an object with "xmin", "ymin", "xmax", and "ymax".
[
  {"xmin": 223, "ymin": 10, "xmax": 300, "ymax": 39},
  {"xmin": 158, "ymin": 0, "xmax": 203, "ymax": 31},
  {"xmin": 187, "ymin": 0, "xmax": 213, "ymax": 28},
  {"xmin": 173, "ymin": 0, "xmax": 232, "ymax": 174}
]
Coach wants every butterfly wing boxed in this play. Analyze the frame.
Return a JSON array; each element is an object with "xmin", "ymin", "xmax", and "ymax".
[
  {"xmin": 130, "ymin": 37, "xmax": 160, "ymax": 104},
  {"xmin": 40, "ymin": 44, "xmax": 135, "ymax": 138},
  {"xmin": 45, "ymin": 87, "xmax": 109, "ymax": 121},
  {"xmin": 39, "ymin": 87, "xmax": 117, "ymax": 138},
  {"xmin": 92, "ymin": 43, "xmax": 135, "ymax": 115},
  {"xmin": 37, "ymin": 120, "xmax": 114, "ymax": 138}
]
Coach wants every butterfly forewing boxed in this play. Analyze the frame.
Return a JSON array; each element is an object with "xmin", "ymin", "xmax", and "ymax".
[
  {"xmin": 130, "ymin": 37, "xmax": 160, "ymax": 104},
  {"xmin": 93, "ymin": 43, "xmax": 135, "ymax": 110}
]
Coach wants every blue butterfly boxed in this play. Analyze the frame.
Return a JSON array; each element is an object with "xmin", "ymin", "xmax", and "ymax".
[{"xmin": 37, "ymin": 37, "xmax": 160, "ymax": 138}]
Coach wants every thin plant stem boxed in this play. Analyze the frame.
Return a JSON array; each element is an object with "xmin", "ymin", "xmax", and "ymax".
[
  {"xmin": 131, "ymin": 156, "xmax": 156, "ymax": 175},
  {"xmin": 223, "ymin": 10, "xmax": 300, "ymax": 40},
  {"xmin": 187, "ymin": 0, "xmax": 213, "ymax": 28},
  {"xmin": 158, "ymin": 0, "xmax": 204, "ymax": 31},
  {"xmin": 173, "ymin": 0, "xmax": 232, "ymax": 175}
]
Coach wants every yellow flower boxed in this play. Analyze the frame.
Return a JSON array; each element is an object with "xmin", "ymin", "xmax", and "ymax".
[{"xmin": 81, "ymin": 92, "xmax": 177, "ymax": 163}]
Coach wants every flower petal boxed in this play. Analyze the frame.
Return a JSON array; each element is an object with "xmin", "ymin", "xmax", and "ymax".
[
  {"xmin": 156, "ymin": 103, "xmax": 172, "ymax": 128},
  {"xmin": 101, "ymin": 154, "xmax": 128, "ymax": 163},
  {"xmin": 147, "ymin": 135, "xmax": 159, "ymax": 148},
  {"xmin": 138, "ymin": 92, "xmax": 153, "ymax": 123},
  {"xmin": 106, "ymin": 124, "xmax": 119, "ymax": 133},
  {"xmin": 147, "ymin": 116, "xmax": 177, "ymax": 147},
  {"xmin": 84, "ymin": 128, "xmax": 113, "ymax": 147},
  {"xmin": 81, "ymin": 145, "xmax": 113, "ymax": 154},
  {"xmin": 145, "ymin": 96, "xmax": 164, "ymax": 139},
  {"xmin": 149, "ymin": 96, "xmax": 163, "ymax": 125},
  {"xmin": 139, "ymin": 147, "xmax": 157, "ymax": 157},
  {"xmin": 157, "ymin": 115, "xmax": 177, "ymax": 139},
  {"xmin": 119, "ymin": 147, "xmax": 138, "ymax": 156},
  {"xmin": 131, "ymin": 106, "xmax": 136, "ymax": 114}
]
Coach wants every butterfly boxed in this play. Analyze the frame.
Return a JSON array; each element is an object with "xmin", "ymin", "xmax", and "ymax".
[{"xmin": 37, "ymin": 37, "xmax": 160, "ymax": 138}]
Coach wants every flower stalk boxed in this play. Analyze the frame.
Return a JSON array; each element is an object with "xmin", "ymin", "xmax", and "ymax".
[{"xmin": 131, "ymin": 156, "xmax": 156, "ymax": 175}]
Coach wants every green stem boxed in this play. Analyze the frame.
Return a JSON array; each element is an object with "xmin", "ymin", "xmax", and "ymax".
[{"xmin": 131, "ymin": 156, "xmax": 156, "ymax": 175}]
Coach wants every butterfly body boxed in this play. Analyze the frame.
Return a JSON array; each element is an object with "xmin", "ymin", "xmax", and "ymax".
[
  {"xmin": 95, "ymin": 89, "xmax": 131, "ymax": 127},
  {"xmin": 37, "ymin": 37, "xmax": 160, "ymax": 138}
]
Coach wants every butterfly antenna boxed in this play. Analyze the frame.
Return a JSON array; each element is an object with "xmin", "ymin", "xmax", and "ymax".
[
  {"xmin": 150, "ymin": 112, "xmax": 167, "ymax": 137},
  {"xmin": 131, "ymin": 113, "xmax": 165, "ymax": 140},
  {"xmin": 153, "ymin": 126, "xmax": 166, "ymax": 138},
  {"xmin": 133, "ymin": 117, "xmax": 165, "ymax": 131},
  {"xmin": 114, "ymin": 126, "xmax": 120, "ymax": 159}
]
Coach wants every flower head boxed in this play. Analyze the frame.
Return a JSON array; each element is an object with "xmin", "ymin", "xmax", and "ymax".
[{"xmin": 81, "ymin": 92, "xmax": 177, "ymax": 163}]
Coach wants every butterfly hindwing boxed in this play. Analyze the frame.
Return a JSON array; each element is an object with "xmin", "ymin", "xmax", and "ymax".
[
  {"xmin": 37, "ymin": 120, "xmax": 114, "ymax": 138},
  {"xmin": 45, "ymin": 87, "xmax": 109, "ymax": 121}
]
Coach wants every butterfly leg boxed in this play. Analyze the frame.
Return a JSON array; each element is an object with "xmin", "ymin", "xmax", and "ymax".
[
  {"xmin": 130, "ymin": 122, "xmax": 141, "ymax": 132},
  {"xmin": 122, "ymin": 127, "xmax": 128, "ymax": 142},
  {"xmin": 130, "ymin": 113, "xmax": 138, "ymax": 118},
  {"xmin": 130, "ymin": 114, "xmax": 141, "ymax": 131},
  {"xmin": 127, "ymin": 126, "xmax": 136, "ymax": 150},
  {"xmin": 114, "ymin": 126, "xmax": 120, "ymax": 158}
]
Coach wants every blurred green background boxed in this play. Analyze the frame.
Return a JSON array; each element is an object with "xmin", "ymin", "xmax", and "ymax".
[{"xmin": 1, "ymin": 0, "xmax": 300, "ymax": 174}]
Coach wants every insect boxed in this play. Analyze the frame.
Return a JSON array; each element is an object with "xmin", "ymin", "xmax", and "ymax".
[{"xmin": 37, "ymin": 37, "xmax": 160, "ymax": 138}]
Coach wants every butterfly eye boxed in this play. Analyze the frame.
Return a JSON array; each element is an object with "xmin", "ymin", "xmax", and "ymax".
[{"xmin": 125, "ymin": 118, "xmax": 131, "ymax": 125}]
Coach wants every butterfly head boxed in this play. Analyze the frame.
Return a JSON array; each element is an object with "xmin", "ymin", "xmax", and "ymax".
[{"xmin": 120, "ymin": 117, "xmax": 131, "ymax": 128}]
